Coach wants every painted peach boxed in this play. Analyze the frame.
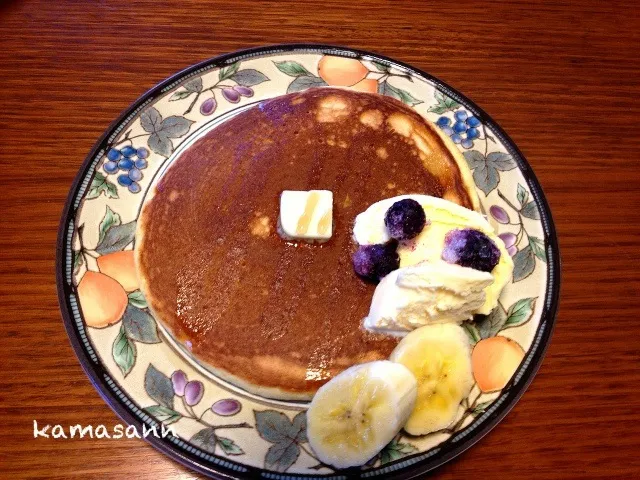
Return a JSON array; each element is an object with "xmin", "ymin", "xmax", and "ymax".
[
  {"xmin": 77, "ymin": 271, "xmax": 128, "ymax": 328},
  {"xmin": 97, "ymin": 250, "xmax": 139, "ymax": 292},
  {"xmin": 350, "ymin": 78, "xmax": 378, "ymax": 93},
  {"xmin": 318, "ymin": 56, "xmax": 368, "ymax": 87},
  {"xmin": 472, "ymin": 336, "xmax": 525, "ymax": 393}
]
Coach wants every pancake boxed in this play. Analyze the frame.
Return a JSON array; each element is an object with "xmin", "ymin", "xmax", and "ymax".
[{"xmin": 136, "ymin": 87, "xmax": 479, "ymax": 400}]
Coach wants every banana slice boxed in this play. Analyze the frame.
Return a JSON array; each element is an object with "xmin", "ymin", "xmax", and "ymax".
[
  {"xmin": 306, "ymin": 360, "xmax": 417, "ymax": 469},
  {"xmin": 390, "ymin": 324, "xmax": 473, "ymax": 435}
]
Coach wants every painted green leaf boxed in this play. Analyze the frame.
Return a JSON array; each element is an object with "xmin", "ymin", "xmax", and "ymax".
[
  {"xmin": 521, "ymin": 200, "xmax": 540, "ymax": 220},
  {"xmin": 463, "ymin": 151, "xmax": 516, "ymax": 196},
  {"xmin": 183, "ymin": 77, "xmax": 203, "ymax": 93},
  {"xmin": 516, "ymin": 183, "xmax": 529, "ymax": 206},
  {"xmin": 504, "ymin": 297, "xmax": 537, "ymax": 329},
  {"xmin": 463, "ymin": 150, "xmax": 484, "ymax": 170},
  {"xmin": 265, "ymin": 441, "xmax": 300, "ymax": 473},
  {"xmin": 427, "ymin": 90, "xmax": 459, "ymax": 114},
  {"xmin": 86, "ymin": 171, "xmax": 119, "ymax": 200},
  {"xmin": 462, "ymin": 322, "xmax": 481, "ymax": 344},
  {"xmin": 371, "ymin": 60, "xmax": 390, "ymax": 72},
  {"xmin": 218, "ymin": 436, "xmax": 244, "ymax": 455},
  {"xmin": 513, "ymin": 245, "xmax": 535, "ymax": 282},
  {"xmin": 140, "ymin": 107, "xmax": 162, "ymax": 133},
  {"xmin": 98, "ymin": 206, "xmax": 121, "ymax": 244},
  {"xmin": 472, "ymin": 401, "xmax": 493, "ymax": 415},
  {"xmin": 487, "ymin": 152, "xmax": 516, "ymax": 171},
  {"xmin": 255, "ymin": 410, "xmax": 306, "ymax": 444},
  {"xmin": 219, "ymin": 62, "xmax": 240, "ymax": 81},
  {"xmin": 122, "ymin": 305, "xmax": 160, "ymax": 344},
  {"xmin": 476, "ymin": 307, "xmax": 507, "ymax": 339},
  {"xmin": 158, "ymin": 116, "xmax": 194, "ymax": 138},
  {"xmin": 148, "ymin": 132, "xmax": 172, "ymax": 157},
  {"xmin": 529, "ymin": 235, "xmax": 546, "ymax": 262},
  {"xmin": 112, "ymin": 325, "xmax": 136, "ymax": 376},
  {"xmin": 169, "ymin": 90, "xmax": 194, "ymax": 101},
  {"xmin": 380, "ymin": 438, "xmax": 418, "ymax": 465},
  {"xmin": 230, "ymin": 69, "xmax": 269, "ymax": 87},
  {"xmin": 190, "ymin": 427, "xmax": 217, "ymax": 454},
  {"xmin": 95, "ymin": 221, "xmax": 136, "ymax": 255},
  {"xmin": 144, "ymin": 405, "xmax": 182, "ymax": 425},
  {"xmin": 273, "ymin": 60, "xmax": 312, "ymax": 77},
  {"xmin": 144, "ymin": 364, "xmax": 174, "ymax": 409},
  {"xmin": 286, "ymin": 75, "xmax": 327, "ymax": 93},
  {"xmin": 378, "ymin": 81, "xmax": 422, "ymax": 106},
  {"xmin": 127, "ymin": 290, "xmax": 148, "ymax": 309},
  {"xmin": 73, "ymin": 250, "xmax": 84, "ymax": 274}
]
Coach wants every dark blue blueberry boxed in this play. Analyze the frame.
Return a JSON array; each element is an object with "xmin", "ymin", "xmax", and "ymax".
[
  {"xmin": 436, "ymin": 116, "xmax": 451, "ymax": 127},
  {"xmin": 454, "ymin": 110, "xmax": 468, "ymax": 122},
  {"xmin": 104, "ymin": 161, "xmax": 118, "ymax": 174},
  {"xmin": 461, "ymin": 138, "xmax": 473, "ymax": 149},
  {"xmin": 353, "ymin": 241, "xmax": 400, "ymax": 283},
  {"xmin": 121, "ymin": 145, "xmax": 137, "ymax": 158},
  {"xmin": 467, "ymin": 116, "xmax": 481, "ymax": 128},
  {"xmin": 451, "ymin": 133, "xmax": 462, "ymax": 144},
  {"xmin": 134, "ymin": 158, "xmax": 148, "ymax": 169},
  {"xmin": 467, "ymin": 127, "xmax": 480, "ymax": 140},
  {"xmin": 384, "ymin": 199, "xmax": 427, "ymax": 241},
  {"xmin": 128, "ymin": 168, "xmax": 143, "ymax": 182},
  {"xmin": 453, "ymin": 121, "xmax": 467, "ymax": 134},
  {"xmin": 128, "ymin": 182, "xmax": 141, "ymax": 193},
  {"xmin": 118, "ymin": 158, "xmax": 134, "ymax": 170},
  {"xmin": 442, "ymin": 228, "xmax": 501, "ymax": 272},
  {"xmin": 441, "ymin": 126, "xmax": 454, "ymax": 136},
  {"xmin": 136, "ymin": 147, "xmax": 149, "ymax": 159},
  {"xmin": 117, "ymin": 174, "xmax": 133, "ymax": 186},
  {"xmin": 107, "ymin": 148, "xmax": 121, "ymax": 161}
]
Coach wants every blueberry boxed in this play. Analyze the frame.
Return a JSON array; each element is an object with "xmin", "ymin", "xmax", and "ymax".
[
  {"xmin": 118, "ymin": 158, "xmax": 134, "ymax": 170},
  {"xmin": 467, "ymin": 116, "xmax": 481, "ymax": 127},
  {"xmin": 467, "ymin": 127, "xmax": 480, "ymax": 140},
  {"xmin": 442, "ymin": 228, "xmax": 501, "ymax": 272},
  {"xmin": 128, "ymin": 168, "xmax": 142, "ymax": 181},
  {"xmin": 451, "ymin": 133, "xmax": 462, "ymax": 144},
  {"xmin": 117, "ymin": 174, "xmax": 133, "ymax": 186},
  {"xmin": 461, "ymin": 138, "xmax": 473, "ymax": 149},
  {"xmin": 384, "ymin": 199, "xmax": 427, "ymax": 240},
  {"xmin": 128, "ymin": 182, "xmax": 141, "ymax": 193},
  {"xmin": 121, "ymin": 145, "xmax": 137, "ymax": 158},
  {"xmin": 137, "ymin": 147, "xmax": 149, "ymax": 159},
  {"xmin": 454, "ymin": 110, "xmax": 468, "ymax": 122},
  {"xmin": 436, "ymin": 116, "xmax": 451, "ymax": 127},
  {"xmin": 104, "ymin": 161, "xmax": 118, "ymax": 173},
  {"xmin": 441, "ymin": 126, "xmax": 454, "ymax": 136},
  {"xmin": 353, "ymin": 241, "xmax": 400, "ymax": 283},
  {"xmin": 453, "ymin": 121, "xmax": 467, "ymax": 134},
  {"xmin": 107, "ymin": 148, "xmax": 121, "ymax": 161},
  {"xmin": 134, "ymin": 158, "xmax": 148, "ymax": 169}
]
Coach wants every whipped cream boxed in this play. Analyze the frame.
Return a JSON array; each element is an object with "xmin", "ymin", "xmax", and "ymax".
[
  {"xmin": 364, "ymin": 261, "xmax": 494, "ymax": 334},
  {"xmin": 354, "ymin": 195, "xmax": 514, "ymax": 316}
]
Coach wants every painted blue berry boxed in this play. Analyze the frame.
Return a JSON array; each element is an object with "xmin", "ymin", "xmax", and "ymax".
[
  {"xmin": 461, "ymin": 138, "xmax": 473, "ymax": 149},
  {"xmin": 104, "ymin": 161, "xmax": 118, "ymax": 174},
  {"xmin": 128, "ymin": 182, "xmax": 141, "ymax": 194},
  {"xmin": 467, "ymin": 128, "xmax": 480, "ymax": 140},
  {"xmin": 118, "ymin": 158, "xmax": 134, "ymax": 170},
  {"xmin": 436, "ymin": 116, "xmax": 451, "ymax": 127},
  {"xmin": 107, "ymin": 148, "xmax": 121, "ymax": 161},
  {"xmin": 451, "ymin": 133, "xmax": 462, "ymax": 144},
  {"xmin": 134, "ymin": 158, "xmax": 148, "ymax": 169},
  {"xmin": 467, "ymin": 116, "xmax": 481, "ymax": 127},
  {"xmin": 442, "ymin": 126, "xmax": 454, "ymax": 136},
  {"xmin": 117, "ymin": 174, "xmax": 133, "ymax": 186},
  {"xmin": 128, "ymin": 168, "xmax": 143, "ymax": 182},
  {"xmin": 121, "ymin": 145, "xmax": 137, "ymax": 158},
  {"xmin": 453, "ymin": 121, "xmax": 467, "ymax": 134},
  {"xmin": 454, "ymin": 110, "xmax": 468, "ymax": 122},
  {"xmin": 136, "ymin": 147, "xmax": 149, "ymax": 159}
]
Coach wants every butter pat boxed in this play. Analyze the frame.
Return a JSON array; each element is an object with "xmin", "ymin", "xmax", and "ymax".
[{"xmin": 279, "ymin": 190, "xmax": 333, "ymax": 242}]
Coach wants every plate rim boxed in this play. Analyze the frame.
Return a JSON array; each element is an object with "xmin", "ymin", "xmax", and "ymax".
[{"xmin": 56, "ymin": 43, "xmax": 561, "ymax": 480}]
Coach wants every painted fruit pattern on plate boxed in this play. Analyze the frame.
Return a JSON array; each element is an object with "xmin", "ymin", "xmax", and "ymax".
[{"xmin": 65, "ymin": 50, "xmax": 549, "ymax": 476}]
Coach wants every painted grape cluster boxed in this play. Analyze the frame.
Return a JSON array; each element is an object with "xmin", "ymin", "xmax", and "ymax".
[
  {"xmin": 436, "ymin": 110, "xmax": 481, "ymax": 149},
  {"xmin": 104, "ymin": 146, "xmax": 149, "ymax": 193}
]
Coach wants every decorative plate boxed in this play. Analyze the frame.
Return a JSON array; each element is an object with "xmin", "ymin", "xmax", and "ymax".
[{"xmin": 56, "ymin": 44, "xmax": 560, "ymax": 479}]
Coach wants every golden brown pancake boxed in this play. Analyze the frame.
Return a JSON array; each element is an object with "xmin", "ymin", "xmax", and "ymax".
[{"xmin": 136, "ymin": 88, "xmax": 479, "ymax": 400}]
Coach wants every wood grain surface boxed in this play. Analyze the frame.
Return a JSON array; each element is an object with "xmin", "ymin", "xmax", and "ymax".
[{"xmin": 1, "ymin": 0, "xmax": 639, "ymax": 478}]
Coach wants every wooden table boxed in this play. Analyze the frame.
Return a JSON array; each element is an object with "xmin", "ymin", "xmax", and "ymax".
[{"xmin": 1, "ymin": 1, "xmax": 639, "ymax": 478}]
